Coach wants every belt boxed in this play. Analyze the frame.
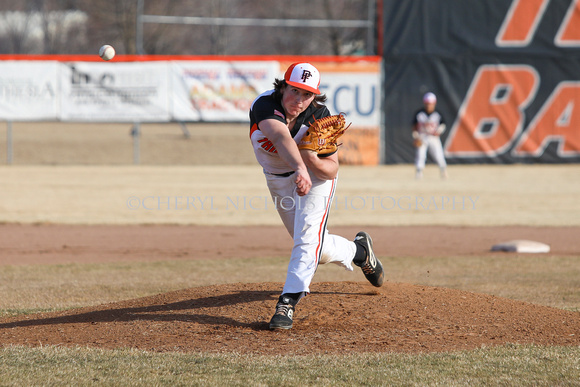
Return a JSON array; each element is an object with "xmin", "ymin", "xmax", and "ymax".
[{"xmin": 271, "ymin": 171, "xmax": 295, "ymax": 177}]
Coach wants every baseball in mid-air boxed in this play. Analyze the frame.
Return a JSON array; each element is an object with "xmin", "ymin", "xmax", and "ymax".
[{"xmin": 99, "ymin": 45, "xmax": 115, "ymax": 61}]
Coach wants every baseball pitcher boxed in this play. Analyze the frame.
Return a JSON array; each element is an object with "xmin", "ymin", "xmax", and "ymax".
[{"xmin": 249, "ymin": 62, "xmax": 385, "ymax": 330}]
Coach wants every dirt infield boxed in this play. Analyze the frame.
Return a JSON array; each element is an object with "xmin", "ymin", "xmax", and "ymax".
[
  {"xmin": 1, "ymin": 224, "xmax": 579, "ymax": 266},
  {"xmin": 1, "ymin": 281, "xmax": 578, "ymax": 355},
  {"xmin": 0, "ymin": 223, "xmax": 579, "ymax": 354},
  {"xmin": 0, "ymin": 125, "xmax": 578, "ymax": 354}
]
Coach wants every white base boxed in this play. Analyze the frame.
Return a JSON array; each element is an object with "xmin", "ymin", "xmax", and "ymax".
[{"xmin": 491, "ymin": 240, "xmax": 550, "ymax": 253}]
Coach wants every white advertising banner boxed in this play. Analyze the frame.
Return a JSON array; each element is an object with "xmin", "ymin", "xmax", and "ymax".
[
  {"xmin": 59, "ymin": 62, "xmax": 170, "ymax": 122},
  {"xmin": 319, "ymin": 72, "xmax": 380, "ymax": 127},
  {"xmin": 0, "ymin": 59, "xmax": 381, "ymax": 130},
  {"xmin": 171, "ymin": 61, "xmax": 279, "ymax": 121},
  {"xmin": 0, "ymin": 61, "xmax": 58, "ymax": 121}
]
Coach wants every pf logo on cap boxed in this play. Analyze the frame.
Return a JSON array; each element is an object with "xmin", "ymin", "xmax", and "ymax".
[{"xmin": 284, "ymin": 63, "xmax": 321, "ymax": 95}]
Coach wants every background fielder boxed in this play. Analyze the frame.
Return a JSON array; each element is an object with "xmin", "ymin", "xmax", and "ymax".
[
  {"xmin": 249, "ymin": 62, "xmax": 384, "ymax": 330},
  {"xmin": 412, "ymin": 92, "xmax": 448, "ymax": 179}
]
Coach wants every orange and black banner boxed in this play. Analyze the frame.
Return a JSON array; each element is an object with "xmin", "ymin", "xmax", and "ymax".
[{"xmin": 382, "ymin": 0, "xmax": 580, "ymax": 163}]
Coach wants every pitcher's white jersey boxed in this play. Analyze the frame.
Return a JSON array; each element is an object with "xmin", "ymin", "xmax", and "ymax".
[{"xmin": 249, "ymin": 89, "xmax": 331, "ymax": 175}]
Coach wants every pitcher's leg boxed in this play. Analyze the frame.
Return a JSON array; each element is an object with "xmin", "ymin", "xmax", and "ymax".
[
  {"xmin": 282, "ymin": 177, "xmax": 336, "ymax": 295},
  {"xmin": 318, "ymin": 232, "xmax": 356, "ymax": 271}
]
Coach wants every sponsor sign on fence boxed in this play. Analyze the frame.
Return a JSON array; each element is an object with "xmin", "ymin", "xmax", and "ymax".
[
  {"xmin": 60, "ymin": 62, "xmax": 170, "ymax": 122},
  {"xmin": 0, "ymin": 61, "xmax": 58, "ymax": 121},
  {"xmin": 0, "ymin": 57, "xmax": 382, "ymax": 165},
  {"xmin": 171, "ymin": 61, "xmax": 279, "ymax": 122}
]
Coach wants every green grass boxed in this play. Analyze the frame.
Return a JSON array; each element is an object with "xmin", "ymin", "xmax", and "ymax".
[
  {"xmin": 384, "ymin": 254, "xmax": 580, "ymax": 311},
  {"xmin": 0, "ymin": 344, "xmax": 578, "ymax": 386},
  {"xmin": 0, "ymin": 255, "xmax": 578, "ymax": 385},
  {"xmin": 1, "ymin": 254, "xmax": 577, "ymax": 312},
  {"xmin": 0, "ymin": 257, "xmax": 289, "ymax": 313}
]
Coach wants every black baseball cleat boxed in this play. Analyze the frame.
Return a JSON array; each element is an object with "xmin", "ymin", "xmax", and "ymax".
[
  {"xmin": 354, "ymin": 231, "xmax": 384, "ymax": 287},
  {"xmin": 269, "ymin": 295, "xmax": 296, "ymax": 330}
]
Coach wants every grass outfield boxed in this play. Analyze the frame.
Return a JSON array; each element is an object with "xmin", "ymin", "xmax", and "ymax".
[{"xmin": 1, "ymin": 345, "xmax": 578, "ymax": 386}]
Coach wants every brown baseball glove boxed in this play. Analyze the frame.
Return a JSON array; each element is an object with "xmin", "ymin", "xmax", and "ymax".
[
  {"xmin": 413, "ymin": 138, "xmax": 423, "ymax": 147},
  {"xmin": 298, "ymin": 113, "xmax": 351, "ymax": 156}
]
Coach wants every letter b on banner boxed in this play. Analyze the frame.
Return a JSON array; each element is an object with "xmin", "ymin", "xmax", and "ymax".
[{"xmin": 445, "ymin": 65, "xmax": 539, "ymax": 157}]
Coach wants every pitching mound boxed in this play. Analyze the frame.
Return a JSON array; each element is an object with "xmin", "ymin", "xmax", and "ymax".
[{"xmin": 0, "ymin": 281, "xmax": 578, "ymax": 355}]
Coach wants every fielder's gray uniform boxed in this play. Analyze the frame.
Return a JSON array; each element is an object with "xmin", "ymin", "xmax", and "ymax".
[{"xmin": 412, "ymin": 107, "xmax": 447, "ymax": 175}]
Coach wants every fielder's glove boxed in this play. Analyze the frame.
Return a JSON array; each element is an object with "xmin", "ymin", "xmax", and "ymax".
[
  {"xmin": 298, "ymin": 113, "xmax": 351, "ymax": 156},
  {"xmin": 412, "ymin": 131, "xmax": 422, "ymax": 147}
]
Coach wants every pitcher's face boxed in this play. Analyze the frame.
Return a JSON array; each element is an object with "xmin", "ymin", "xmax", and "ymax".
[{"xmin": 282, "ymin": 85, "xmax": 315, "ymax": 120}]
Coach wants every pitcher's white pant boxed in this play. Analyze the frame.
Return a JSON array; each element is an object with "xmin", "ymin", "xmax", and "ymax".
[
  {"xmin": 415, "ymin": 135, "xmax": 447, "ymax": 170},
  {"xmin": 265, "ymin": 171, "xmax": 356, "ymax": 295}
]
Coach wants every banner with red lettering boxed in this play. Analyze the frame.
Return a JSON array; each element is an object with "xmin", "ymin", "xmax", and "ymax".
[
  {"xmin": 382, "ymin": 0, "xmax": 580, "ymax": 163},
  {"xmin": 171, "ymin": 61, "xmax": 279, "ymax": 122}
]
